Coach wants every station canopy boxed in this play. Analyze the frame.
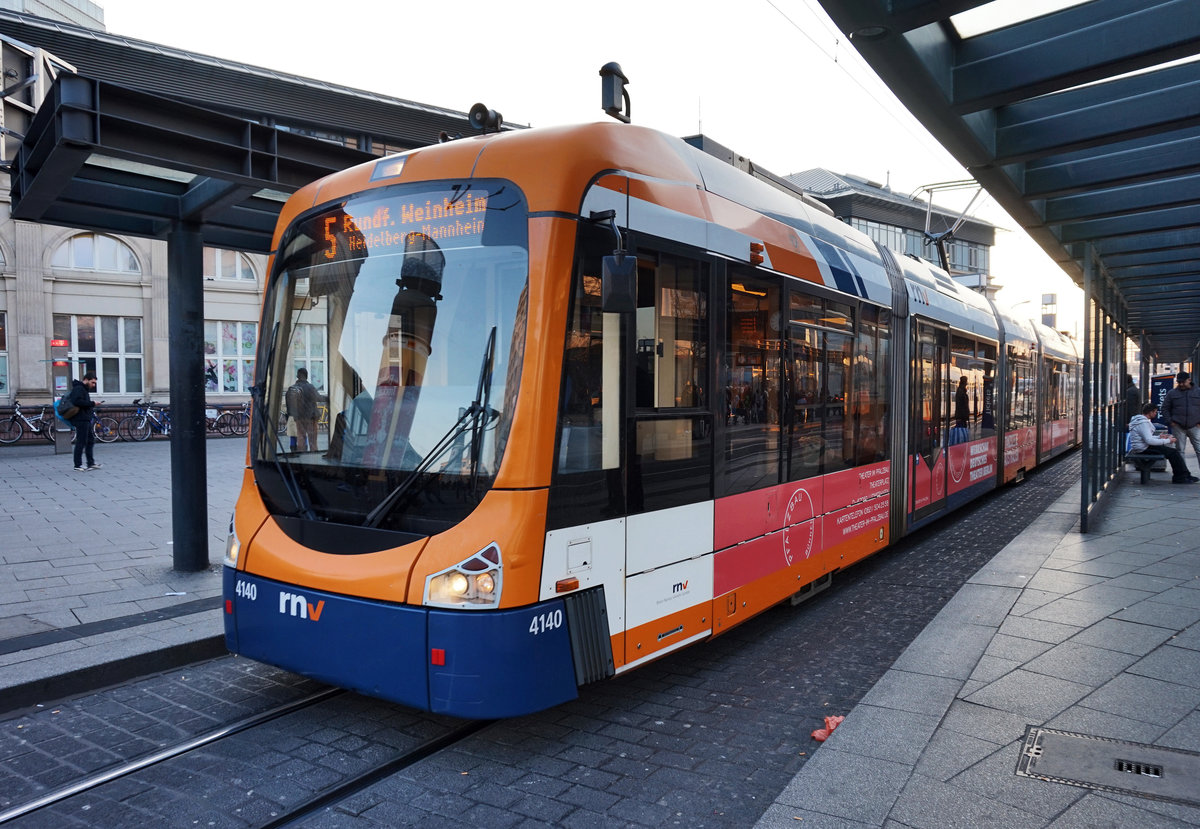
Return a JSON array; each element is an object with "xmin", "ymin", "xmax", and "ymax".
[
  {"xmin": 0, "ymin": 10, "xmax": 481, "ymax": 252},
  {"xmin": 817, "ymin": 0, "xmax": 1200, "ymax": 361}
]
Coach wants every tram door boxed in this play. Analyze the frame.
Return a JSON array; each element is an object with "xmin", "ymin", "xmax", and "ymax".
[{"xmin": 910, "ymin": 321, "xmax": 948, "ymax": 520}]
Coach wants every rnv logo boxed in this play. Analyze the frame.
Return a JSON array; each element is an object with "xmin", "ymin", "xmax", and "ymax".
[{"xmin": 279, "ymin": 591, "xmax": 325, "ymax": 621}]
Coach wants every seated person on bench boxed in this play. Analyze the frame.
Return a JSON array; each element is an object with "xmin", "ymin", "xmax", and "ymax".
[{"xmin": 1129, "ymin": 402, "xmax": 1198, "ymax": 484}]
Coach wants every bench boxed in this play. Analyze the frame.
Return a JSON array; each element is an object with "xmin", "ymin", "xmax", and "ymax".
[{"xmin": 1125, "ymin": 451, "xmax": 1165, "ymax": 483}]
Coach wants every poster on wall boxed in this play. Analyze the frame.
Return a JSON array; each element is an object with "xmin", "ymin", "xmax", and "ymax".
[{"xmin": 1151, "ymin": 374, "xmax": 1175, "ymax": 426}]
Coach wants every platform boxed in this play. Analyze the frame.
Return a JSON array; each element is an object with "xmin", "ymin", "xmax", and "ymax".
[
  {"xmin": 757, "ymin": 460, "xmax": 1200, "ymax": 827},
  {"xmin": 1, "ymin": 440, "xmax": 1197, "ymax": 826}
]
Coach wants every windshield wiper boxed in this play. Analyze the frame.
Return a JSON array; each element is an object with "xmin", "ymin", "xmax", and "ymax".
[
  {"xmin": 469, "ymin": 326, "xmax": 497, "ymax": 492},
  {"xmin": 363, "ymin": 328, "xmax": 498, "ymax": 529},
  {"xmin": 253, "ymin": 321, "xmax": 315, "ymax": 520}
]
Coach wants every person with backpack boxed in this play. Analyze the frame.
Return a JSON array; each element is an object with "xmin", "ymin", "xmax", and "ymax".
[
  {"xmin": 285, "ymin": 368, "xmax": 319, "ymax": 452},
  {"xmin": 63, "ymin": 371, "xmax": 101, "ymax": 471}
]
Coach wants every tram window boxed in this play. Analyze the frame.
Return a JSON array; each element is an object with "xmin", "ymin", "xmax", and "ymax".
[
  {"xmin": 913, "ymin": 323, "xmax": 946, "ymax": 460},
  {"xmin": 629, "ymin": 252, "xmax": 712, "ymax": 513},
  {"xmin": 634, "ymin": 255, "xmax": 707, "ymax": 410},
  {"xmin": 556, "ymin": 226, "xmax": 617, "ymax": 476},
  {"xmin": 825, "ymin": 300, "xmax": 853, "ymax": 331},
  {"xmin": 825, "ymin": 330, "xmax": 852, "ymax": 466},
  {"xmin": 949, "ymin": 334, "xmax": 982, "ymax": 445},
  {"xmin": 1007, "ymin": 346, "xmax": 1035, "ymax": 429},
  {"xmin": 790, "ymin": 292, "xmax": 822, "ymax": 326},
  {"xmin": 788, "ymin": 324, "xmax": 823, "ymax": 481},
  {"xmin": 979, "ymin": 342, "xmax": 997, "ymax": 436},
  {"xmin": 851, "ymin": 304, "xmax": 889, "ymax": 464},
  {"xmin": 1044, "ymin": 360, "xmax": 1064, "ymax": 420},
  {"xmin": 724, "ymin": 272, "xmax": 781, "ymax": 495}
]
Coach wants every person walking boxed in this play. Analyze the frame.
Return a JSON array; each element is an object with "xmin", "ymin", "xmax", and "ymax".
[
  {"xmin": 286, "ymin": 368, "xmax": 319, "ymax": 452},
  {"xmin": 1130, "ymin": 402, "xmax": 1196, "ymax": 484},
  {"xmin": 1161, "ymin": 370, "xmax": 1200, "ymax": 467},
  {"xmin": 65, "ymin": 371, "xmax": 101, "ymax": 471}
]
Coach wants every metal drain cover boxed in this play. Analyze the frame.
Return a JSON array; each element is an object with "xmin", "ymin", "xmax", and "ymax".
[{"xmin": 1016, "ymin": 726, "xmax": 1200, "ymax": 807}]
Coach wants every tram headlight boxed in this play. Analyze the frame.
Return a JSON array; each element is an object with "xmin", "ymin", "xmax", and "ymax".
[
  {"xmin": 223, "ymin": 512, "xmax": 241, "ymax": 568},
  {"xmin": 447, "ymin": 572, "xmax": 470, "ymax": 596},
  {"xmin": 424, "ymin": 544, "xmax": 502, "ymax": 609}
]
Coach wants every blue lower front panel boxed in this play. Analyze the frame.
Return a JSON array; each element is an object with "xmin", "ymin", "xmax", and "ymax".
[{"xmin": 223, "ymin": 568, "xmax": 579, "ymax": 718}]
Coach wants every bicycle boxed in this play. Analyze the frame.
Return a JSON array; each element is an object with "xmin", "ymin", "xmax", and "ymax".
[
  {"xmin": 118, "ymin": 399, "xmax": 171, "ymax": 442},
  {"xmin": 0, "ymin": 400, "xmax": 55, "ymax": 444},
  {"xmin": 216, "ymin": 401, "xmax": 249, "ymax": 436},
  {"xmin": 92, "ymin": 403, "xmax": 120, "ymax": 443}
]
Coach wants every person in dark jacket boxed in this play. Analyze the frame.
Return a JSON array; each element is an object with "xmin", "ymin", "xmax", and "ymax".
[
  {"xmin": 65, "ymin": 371, "xmax": 100, "ymax": 471},
  {"xmin": 286, "ymin": 368, "xmax": 320, "ymax": 452},
  {"xmin": 1161, "ymin": 370, "xmax": 1200, "ymax": 467},
  {"xmin": 1123, "ymin": 374, "xmax": 1140, "ymax": 433}
]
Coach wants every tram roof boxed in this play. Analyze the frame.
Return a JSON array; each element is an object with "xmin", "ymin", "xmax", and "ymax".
[{"xmin": 816, "ymin": 0, "xmax": 1200, "ymax": 362}]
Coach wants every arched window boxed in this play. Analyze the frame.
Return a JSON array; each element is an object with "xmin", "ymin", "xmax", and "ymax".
[
  {"xmin": 51, "ymin": 233, "xmax": 141, "ymax": 273},
  {"xmin": 204, "ymin": 247, "xmax": 256, "ymax": 281}
]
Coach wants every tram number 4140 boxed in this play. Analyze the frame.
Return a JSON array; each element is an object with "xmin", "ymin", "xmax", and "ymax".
[
  {"xmin": 234, "ymin": 580, "xmax": 258, "ymax": 601},
  {"xmin": 529, "ymin": 609, "xmax": 563, "ymax": 635}
]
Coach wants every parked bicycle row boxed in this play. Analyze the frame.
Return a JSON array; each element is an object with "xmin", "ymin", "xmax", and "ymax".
[{"xmin": 0, "ymin": 399, "xmax": 250, "ymax": 445}]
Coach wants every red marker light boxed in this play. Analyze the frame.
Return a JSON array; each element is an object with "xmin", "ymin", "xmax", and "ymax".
[
  {"xmin": 225, "ymin": 599, "xmax": 233, "ymax": 614},
  {"xmin": 431, "ymin": 648, "xmax": 446, "ymax": 666}
]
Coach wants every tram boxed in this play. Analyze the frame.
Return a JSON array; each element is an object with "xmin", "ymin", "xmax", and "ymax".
[{"xmin": 222, "ymin": 116, "xmax": 1079, "ymax": 718}]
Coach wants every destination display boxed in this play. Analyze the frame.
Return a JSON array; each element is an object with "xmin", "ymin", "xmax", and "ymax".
[{"xmin": 318, "ymin": 191, "xmax": 490, "ymax": 260}]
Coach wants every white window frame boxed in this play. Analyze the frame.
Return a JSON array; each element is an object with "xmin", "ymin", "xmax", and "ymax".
[
  {"xmin": 51, "ymin": 233, "xmax": 141, "ymax": 273},
  {"xmin": 57, "ymin": 314, "xmax": 144, "ymax": 395},
  {"xmin": 203, "ymin": 247, "xmax": 256, "ymax": 282},
  {"xmin": 205, "ymin": 320, "xmax": 257, "ymax": 394},
  {"xmin": 287, "ymin": 323, "xmax": 328, "ymax": 394}
]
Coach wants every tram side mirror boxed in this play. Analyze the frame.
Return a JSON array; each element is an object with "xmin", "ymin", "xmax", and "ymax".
[{"xmin": 602, "ymin": 253, "xmax": 637, "ymax": 314}]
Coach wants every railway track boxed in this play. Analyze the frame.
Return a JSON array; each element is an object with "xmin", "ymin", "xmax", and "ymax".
[{"xmin": 0, "ymin": 684, "xmax": 488, "ymax": 828}]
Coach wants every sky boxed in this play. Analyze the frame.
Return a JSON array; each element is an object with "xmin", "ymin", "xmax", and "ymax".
[{"xmin": 98, "ymin": 0, "xmax": 1081, "ymax": 335}]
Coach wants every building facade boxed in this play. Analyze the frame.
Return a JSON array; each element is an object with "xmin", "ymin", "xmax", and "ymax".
[{"xmin": 785, "ymin": 169, "xmax": 997, "ymax": 297}]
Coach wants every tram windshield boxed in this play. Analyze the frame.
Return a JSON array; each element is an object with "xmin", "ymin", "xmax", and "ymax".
[{"xmin": 253, "ymin": 180, "xmax": 529, "ymax": 533}]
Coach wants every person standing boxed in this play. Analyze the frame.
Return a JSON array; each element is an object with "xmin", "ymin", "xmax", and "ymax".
[
  {"xmin": 1161, "ymin": 370, "xmax": 1200, "ymax": 467},
  {"xmin": 65, "ymin": 371, "xmax": 101, "ymax": 471},
  {"xmin": 1130, "ymin": 403, "xmax": 1196, "ymax": 484},
  {"xmin": 1123, "ymin": 374, "xmax": 1140, "ymax": 433},
  {"xmin": 286, "ymin": 368, "xmax": 319, "ymax": 452},
  {"xmin": 951, "ymin": 376, "xmax": 970, "ymax": 445}
]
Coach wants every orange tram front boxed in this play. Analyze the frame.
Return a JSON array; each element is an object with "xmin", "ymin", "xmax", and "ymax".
[{"xmin": 222, "ymin": 122, "xmax": 1080, "ymax": 719}]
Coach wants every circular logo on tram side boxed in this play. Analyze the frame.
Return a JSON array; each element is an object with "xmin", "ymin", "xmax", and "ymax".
[
  {"xmin": 948, "ymin": 447, "xmax": 968, "ymax": 484},
  {"xmin": 782, "ymin": 487, "xmax": 815, "ymax": 566}
]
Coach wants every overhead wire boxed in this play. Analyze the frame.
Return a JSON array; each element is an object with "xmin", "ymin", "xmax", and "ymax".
[{"xmin": 762, "ymin": 0, "xmax": 964, "ymax": 174}]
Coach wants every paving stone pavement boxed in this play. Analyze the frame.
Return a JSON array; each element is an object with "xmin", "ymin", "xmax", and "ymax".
[
  {"xmin": 756, "ymin": 459, "xmax": 1200, "ymax": 829},
  {"xmin": 2, "ymin": 440, "xmax": 1198, "ymax": 827},
  {"xmin": 0, "ymin": 438, "xmax": 237, "ymax": 710}
]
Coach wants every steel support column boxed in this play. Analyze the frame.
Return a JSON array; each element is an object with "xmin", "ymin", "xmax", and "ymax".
[
  {"xmin": 1081, "ymin": 250, "xmax": 1093, "ymax": 531},
  {"xmin": 167, "ymin": 223, "xmax": 209, "ymax": 571}
]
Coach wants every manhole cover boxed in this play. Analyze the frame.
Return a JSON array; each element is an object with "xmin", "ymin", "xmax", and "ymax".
[{"xmin": 1016, "ymin": 726, "xmax": 1200, "ymax": 807}]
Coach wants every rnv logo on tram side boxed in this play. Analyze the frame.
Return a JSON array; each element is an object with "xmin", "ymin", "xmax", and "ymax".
[{"xmin": 279, "ymin": 591, "xmax": 325, "ymax": 621}]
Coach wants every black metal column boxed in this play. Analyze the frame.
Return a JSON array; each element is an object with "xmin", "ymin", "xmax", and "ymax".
[
  {"xmin": 167, "ymin": 223, "xmax": 209, "ymax": 571},
  {"xmin": 1080, "ymin": 247, "xmax": 1094, "ymax": 532}
]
